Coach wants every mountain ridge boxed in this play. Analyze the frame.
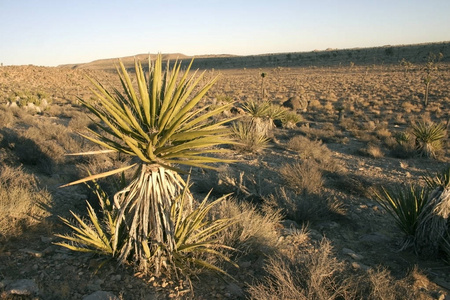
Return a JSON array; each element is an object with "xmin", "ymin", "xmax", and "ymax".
[{"xmin": 59, "ymin": 41, "xmax": 450, "ymax": 71}]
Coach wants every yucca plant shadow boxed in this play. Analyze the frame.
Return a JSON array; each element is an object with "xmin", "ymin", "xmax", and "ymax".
[{"xmin": 0, "ymin": 128, "xmax": 54, "ymax": 174}]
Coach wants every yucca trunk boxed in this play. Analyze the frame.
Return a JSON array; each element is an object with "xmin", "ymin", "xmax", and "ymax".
[{"xmin": 114, "ymin": 164, "xmax": 193, "ymax": 275}]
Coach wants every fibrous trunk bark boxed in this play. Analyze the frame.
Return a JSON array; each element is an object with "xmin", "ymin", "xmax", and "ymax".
[{"xmin": 114, "ymin": 164, "xmax": 193, "ymax": 275}]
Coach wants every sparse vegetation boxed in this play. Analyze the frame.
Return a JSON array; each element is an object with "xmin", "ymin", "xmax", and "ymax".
[{"xmin": 0, "ymin": 45, "xmax": 449, "ymax": 299}]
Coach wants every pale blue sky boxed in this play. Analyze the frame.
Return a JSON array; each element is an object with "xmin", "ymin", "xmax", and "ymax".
[{"xmin": 1, "ymin": 0, "xmax": 449, "ymax": 66}]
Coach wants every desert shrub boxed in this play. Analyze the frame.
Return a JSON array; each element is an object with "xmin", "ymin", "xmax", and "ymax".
[
  {"xmin": 67, "ymin": 110, "xmax": 96, "ymax": 131},
  {"xmin": 358, "ymin": 143, "xmax": 384, "ymax": 158},
  {"xmin": 248, "ymin": 238, "xmax": 424, "ymax": 300},
  {"xmin": 247, "ymin": 238, "xmax": 351, "ymax": 300},
  {"xmin": 0, "ymin": 105, "xmax": 15, "ymax": 128},
  {"xmin": 279, "ymin": 160, "xmax": 324, "ymax": 194},
  {"xmin": 287, "ymin": 136, "xmax": 340, "ymax": 172},
  {"xmin": 232, "ymin": 119, "xmax": 270, "ymax": 153},
  {"xmin": 267, "ymin": 187, "xmax": 345, "ymax": 223},
  {"xmin": 354, "ymin": 267, "xmax": 426, "ymax": 300},
  {"xmin": 0, "ymin": 165, "xmax": 51, "ymax": 239},
  {"xmin": 0, "ymin": 128, "xmax": 52, "ymax": 170},
  {"xmin": 297, "ymin": 124, "xmax": 345, "ymax": 144},
  {"xmin": 211, "ymin": 198, "xmax": 282, "ymax": 256},
  {"xmin": 411, "ymin": 121, "xmax": 446, "ymax": 158}
]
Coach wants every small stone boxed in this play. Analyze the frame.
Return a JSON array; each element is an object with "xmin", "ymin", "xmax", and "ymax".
[
  {"xmin": 83, "ymin": 291, "xmax": 119, "ymax": 300},
  {"xmin": 239, "ymin": 261, "xmax": 252, "ymax": 268},
  {"xmin": 19, "ymin": 248, "xmax": 43, "ymax": 258},
  {"xmin": 351, "ymin": 261, "xmax": 370, "ymax": 271},
  {"xmin": 5, "ymin": 279, "xmax": 38, "ymax": 296},
  {"xmin": 226, "ymin": 282, "xmax": 244, "ymax": 298},
  {"xmin": 342, "ymin": 248, "xmax": 364, "ymax": 260},
  {"xmin": 41, "ymin": 236, "xmax": 53, "ymax": 243},
  {"xmin": 359, "ymin": 232, "xmax": 390, "ymax": 244}
]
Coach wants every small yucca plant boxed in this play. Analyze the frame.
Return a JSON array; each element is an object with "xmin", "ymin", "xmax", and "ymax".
[
  {"xmin": 55, "ymin": 181, "xmax": 123, "ymax": 259},
  {"xmin": 60, "ymin": 55, "xmax": 237, "ymax": 276},
  {"xmin": 411, "ymin": 121, "xmax": 446, "ymax": 158},
  {"xmin": 373, "ymin": 185, "xmax": 429, "ymax": 249},
  {"xmin": 242, "ymin": 100, "xmax": 271, "ymax": 118},
  {"xmin": 232, "ymin": 120, "xmax": 270, "ymax": 153}
]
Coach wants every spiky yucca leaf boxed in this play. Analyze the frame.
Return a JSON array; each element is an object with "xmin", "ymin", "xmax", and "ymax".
[{"xmin": 67, "ymin": 54, "xmax": 236, "ymax": 186}]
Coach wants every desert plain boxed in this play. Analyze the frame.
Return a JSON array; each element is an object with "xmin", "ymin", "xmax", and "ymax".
[{"xmin": 0, "ymin": 42, "xmax": 449, "ymax": 299}]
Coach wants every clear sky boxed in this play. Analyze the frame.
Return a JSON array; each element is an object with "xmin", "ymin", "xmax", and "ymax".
[{"xmin": 1, "ymin": 0, "xmax": 449, "ymax": 66}]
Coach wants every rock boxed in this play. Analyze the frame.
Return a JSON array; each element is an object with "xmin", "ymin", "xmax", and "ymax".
[
  {"xmin": 226, "ymin": 282, "xmax": 244, "ymax": 298},
  {"xmin": 19, "ymin": 248, "xmax": 43, "ymax": 258},
  {"xmin": 83, "ymin": 291, "xmax": 120, "ymax": 300},
  {"xmin": 283, "ymin": 96, "xmax": 308, "ymax": 111},
  {"xmin": 351, "ymin": 261, "xmax": 370, "ymax": 272},
  {"xmin": 342, "ymin": 248, "xmax": 364, "ymax": 260},
  {"xmin": 5, "ymin": 279, "xmax": 39, "ymax": 296},
  {"xmin": 359, "ymin": 232, "xmax": 390, "ymax": 244}
]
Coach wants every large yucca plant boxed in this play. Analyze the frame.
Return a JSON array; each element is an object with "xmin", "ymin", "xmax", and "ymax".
[{"xmin": 61, "ymin": 55, "xmax": 237, "ymax": 275}]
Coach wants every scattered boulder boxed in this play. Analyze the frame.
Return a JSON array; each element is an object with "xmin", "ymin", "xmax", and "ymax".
[{"xmin": 282, "ymin": 96, "xmax": 308, "ymax": 111}]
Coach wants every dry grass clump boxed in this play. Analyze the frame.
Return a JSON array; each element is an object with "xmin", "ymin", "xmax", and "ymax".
[
  {"xmin": 0, "ymin": 105, "xmax": 16, "ymax": 128},
  {"xmin": 247, "ymin": 238, "xmax": 349, "ymax": 300},
  {"xmin": 0, "ymin": 165, "xmax": 51, "ymax": 239},
  {"xmin": 279, "ymin": 160, "xmax": 324, "ymax": 194},
  {"xmin": 248, "ymin": 238, "xmax": 426, "ymax": 300},
  {"xmin": 212, "ymin": 198, "xmax": 282, "ymax": 256},
  {"xmin": 287, "ymin": 135, "xmax": 340, "ymax": 172},
  {"xmin": 358, "ymin": 143, "xmax": 384, "ymax": 158},
  {"xmin": 267, "ymin": 187, "xmax": 345, "ymax": 223},
  {"xmin": 297, "ymin": 123, "xmax": 346, "ymax": 144}
]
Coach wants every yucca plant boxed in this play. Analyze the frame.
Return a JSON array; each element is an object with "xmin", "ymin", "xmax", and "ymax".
[
  {"xmin": 241, "ymin": 100, "xmax": 285, "ymax": 137},
  {"xmin": 373, "ymin": 185, "xmax": 429, "ymax": 250},
  {"xmin": 232, "ymin": 119, "xmax": 270, "ymax": 153},
  {"xmin": 424, "ymin": 165, "xmax": 450, "ymax": 189},
  {"xmin": 411, "ymin": 121, "xmax": 446, "ymax": 158},
  {"xmin": 242, "ymin": 100, "xmax": 271, "ymax": 118},
  {"xmin": 61, "ymin": 55, "xmax": 237, "ymax": 276},
  {"xmin": 415, "ymin": 166, "xmax": 450, "ymax": 257}
]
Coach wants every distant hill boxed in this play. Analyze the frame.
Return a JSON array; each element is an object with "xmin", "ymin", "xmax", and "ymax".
[{"xmin": 59, "ymin": 42, "xmax": 450, "ymax": 72}]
